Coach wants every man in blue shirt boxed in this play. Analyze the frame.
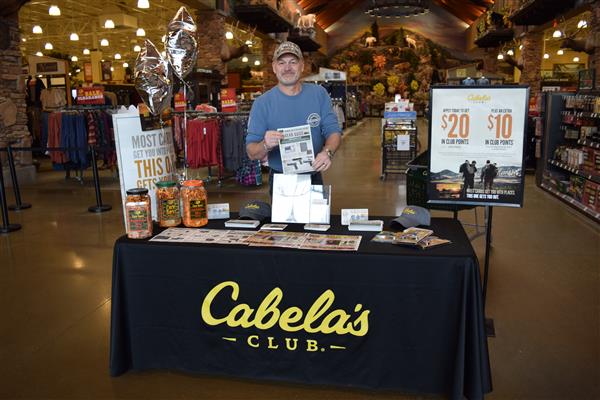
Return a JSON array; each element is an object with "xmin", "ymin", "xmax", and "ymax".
[{"xmin": 246, "ymin": 41, "xmax": 342, "ymax": 192}]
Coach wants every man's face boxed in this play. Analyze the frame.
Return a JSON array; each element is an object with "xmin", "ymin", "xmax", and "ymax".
[{"xmin": 273, "ymin": 54, "xmax": 303, "ymax": 86}]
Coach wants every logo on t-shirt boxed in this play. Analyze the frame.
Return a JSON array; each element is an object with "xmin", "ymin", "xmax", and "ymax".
[{"xmin": 307, "ymin": 113, "xmax": 321, "ymax": 128}]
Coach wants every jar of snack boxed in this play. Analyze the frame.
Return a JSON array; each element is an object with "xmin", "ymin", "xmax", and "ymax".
[
  {"xmin": 181, "ymin": 180, "xmax": 208, "ymax": 227},
  {"xmin": 156, "ymin": 180, "xmax": 181, "ymax": 227},
  {"xmin": 125, "ymin": 188, "xmax": 153, "ymax": 239}
]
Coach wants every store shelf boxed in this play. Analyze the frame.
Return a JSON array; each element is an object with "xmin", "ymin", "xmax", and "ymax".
[
  {"xmin": 509, "ymin": 0, "xmax": 576, "ymax": 25},
  {"xmin": 561, "ymin": 111, "xmax": 600, "ymax": 119},
  {"xmin": 474, "ymin": 28, "xmax": 514, "ymax": 48},
  {"xmin": 234, "ymin": 4, "xmax": 292, "ymax": 34},
  {"xmin": 541, "ymin": 183, "xmax": 600, "ymax": 222},
  {"xmin": 287, "ymin": 32, "xmax": 321, "ymax": 52},
  {"xmin": 549, "ymin": 159, "xmax": 600, "ymax": 185},
  {"xmin": 578, "ymin": 139, "xmax": 600, "ymax": 149}
]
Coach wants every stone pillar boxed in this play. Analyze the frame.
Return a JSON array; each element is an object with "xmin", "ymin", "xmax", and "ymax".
[
  {"xmin": 261, "ymin": 38, "xmax": 278, "ymax": 91},
  {"xmin": 590, "ymin": 1, "xmax": 600, "ymax": 82},
  {"xmin": 482, "ymin": 48, "xmax": 499, "ymax": 74},
  {"xmin": 0, "ymin": 13, "xmax": 31, "ymax": 167},
  {"xmin": 196, "ymin": 10, "xmax": 226, "ymax": 81},
  {"xmin": 521, "ymin": 31, "xmax": 543, "ymax": 101}
]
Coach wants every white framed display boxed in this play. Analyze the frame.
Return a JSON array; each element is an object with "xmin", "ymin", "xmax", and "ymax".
[
  {"xmin": 427, "ymin": 86, "xmax": 529, "ymax": 207},
  {"xmin": 113, "ymin": 112, "xmax": 177, "ymax": 224}
]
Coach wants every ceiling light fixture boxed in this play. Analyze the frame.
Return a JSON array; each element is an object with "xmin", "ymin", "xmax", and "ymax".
[
  {"xmin": 573, "ymin": 56, "xmax": 580, "ymax": 62},
  {"xmin": 123, "ymin": 62, "xmax": 129, "ymax": 68},
  {"xmin": 137, "ymin": 0, "xmax": 150, "ymax": 9},
  {"xmin": 110, "ymin": 67, "xmax": 114, "ymax": 72},
  {"xmin": 552, "ymin": 29, "xmax": 562, "ymax": 38},
  {"xmin": 32, "ymin": 25, "xmax": 43, "ymax": 34},
  {"xmin": 70, "ymin": 32, "xmax": 79, "ymax": 41},
  {"xmin": 35, "ymin": 51, "xmax": 43, "ymax": 57},
  {"xmin": 134, "ymin": 45, "xmax": 141, "ymax": 52},
  {"xmin": 21, "ymin": 38, "xmax": 26, "ymax": 42},
  {"xmin": 45, "ymin": 42, "xmax": 53, "ymax": 50},
  {"xmin": 104, "ymin": 19, "xmax": 115, "ymax": 29},
  {"xmin": 162, "ymin": 35, "xmax": 166, "ymax": 43},
  {"xmin": 71, "ymin": 56, "xmax": 78, "ymax": 62},
  {"xmin": 76, "ymin": 69, "xmax": 81, "ymax": 73},
  {"xmin": 543, "ymin": 53, "xmax": 550, "ymax": 59},
  {"xmin": 365, "ymin": 0, "xmax": 429, "ymax": 18},
  {"xmin": 507, "ymin": 49, "xmax": 514, "ymax": 56},
  {"xmin": 83, "ymin": 48, "xmax": 90, "ymax": 55},
  {"xmin": 136, "ymin": 28, "xmax": 146, "ymax": 37},
  {"xmin": 101, "ymin": 39, "xmax": 109, "ymax": 46},
  {"xmin": 519, "ymin": 44, "xmax": 523, "ymax": 50},
  {"xmin": 254, "ymin": 60, "xmax": 261, "ymax": 66},
  {"xmin": 497, "ymin": 53, "xmax": 504, "ymax": 60},
  {"xmin": 225, "ymin": 31, "xmax": 234, "ymax": 40},
  {"xmin": 49, "ymin": 5, "xmax": 61, "ymax": 16},
  {"xmin": 557, "ymin": 49, "xmax": 564, "ymax": 55},
  {"xmin": 577, "ymin": 20, "xmax": 587, "ymax": 29},
  {"xmin": 242, "ymin": 56, "xmax": 248, "ymax": 62},
  {"xmin": 114, "ymin": 53, "xmax": 121, "ymax": 59}
]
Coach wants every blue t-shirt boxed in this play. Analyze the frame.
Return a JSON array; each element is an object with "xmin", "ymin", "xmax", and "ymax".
[{"xmin": 246, "ymin": 83, "xmax": 341, "ymax": 172}]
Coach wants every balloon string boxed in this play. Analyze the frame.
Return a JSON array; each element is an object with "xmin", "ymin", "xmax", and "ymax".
[{"xmin": 183, "ymin": 79, "xmax": 188, "ymax": 181}]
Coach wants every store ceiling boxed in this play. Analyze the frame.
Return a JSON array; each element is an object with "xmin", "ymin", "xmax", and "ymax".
[
  {"xmin": 297, "ymin": 0, "xmax": 494, "ymax": 30},
  {"xmin": 19, "ymin": 0, "xmax": 197, "ymax": 65}
]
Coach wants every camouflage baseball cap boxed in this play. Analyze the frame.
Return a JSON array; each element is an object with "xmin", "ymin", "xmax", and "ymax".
[{"xmin": 273, "ymin": 41, "xmax": 303, "ymax": 61}]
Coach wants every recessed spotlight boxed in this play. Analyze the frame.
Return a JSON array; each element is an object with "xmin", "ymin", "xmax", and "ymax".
[
  {"xmin": 136, "ymin": 28, "xmax": 145, "ymax": 37},
  {"xmin": 137, "ymin": 0, "xmax": 150, "ymax": 8},
  {"xmin": 71, "ymin": 56, "xmax": 78, "ymax": 62},
  {"xmin": 44, "ymin": 42, "xmax": 53, "ymax": 50},
  {"xmin": 254, "ymin": 60, "xmax": 260, "ymax": 66},
  {"xmin": 242, "ymin": 56, "xmax": 248, "ymax": 62},
  {"xmin": 32, "ymin": 25, "xmax": 43, "ymax": 34},
  {"xmin": 497, "ymin": 54, "xmax": 504, "ymax": 60},
  {"xmin": 101, "ymin": 39, "xmax": 109, "ymax": 46},
  {"xmin": 83, "ymin": 48, "xmax": 90, "ymax": 55},
  {"xmin": 543, "ymin": 53, "xmax": 550, "ymax": 59},
  {"xmin": 114, "ymin": 53, "xmax": 121, "ymax": 59},
  {"xmin": 49, "ymin": 5, "xmax": 61, "ymax": 16},
  {"xmin": 104, "ymin": 19, "xmax": 115, "ymax": 29},
  {"xmin": 70, "ymin": 33, "xmax": 79, "ymax": 41}
]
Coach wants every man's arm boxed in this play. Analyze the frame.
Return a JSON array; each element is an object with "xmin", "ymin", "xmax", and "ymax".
[
  {"xmin": 312, "ymin": 133, "xmax": 342, "ymax": 172},
  {"xmin": 246, "ymin": 130, "xmax": 285, "ymax": 161}
]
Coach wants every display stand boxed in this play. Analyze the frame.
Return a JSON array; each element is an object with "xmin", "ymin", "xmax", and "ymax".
[{"xmin": 380, "ymin": 111, "xmax": 417, "ymax": 180}]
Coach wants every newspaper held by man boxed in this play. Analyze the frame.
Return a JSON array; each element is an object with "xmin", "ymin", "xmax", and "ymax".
[{"xmin": 278, "ymin": 124, "xmax": 315, "ymax": 174}]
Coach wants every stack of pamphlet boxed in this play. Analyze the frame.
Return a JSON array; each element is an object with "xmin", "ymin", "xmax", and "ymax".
[{"xmin": 372, "ymin": 227, "xmax": 451, "ymax": 249}]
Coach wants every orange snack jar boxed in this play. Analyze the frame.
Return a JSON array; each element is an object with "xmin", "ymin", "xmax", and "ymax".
[
  {"xmin": 155, "ymin": 180, "xmax": 181, "ymax": 227},
  {"xmin": 181, "ymin": 180, "xmax": 208, "ymax": 227},
  {"xmin": 125, "ymin": 188, "xmax": 153, "ymax": 239}
]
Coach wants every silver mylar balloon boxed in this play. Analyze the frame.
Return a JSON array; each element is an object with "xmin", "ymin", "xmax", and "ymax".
[
  {"xmin": 165, "ymin": 6, "xmax": 198, "ymax": 80},
  {"xmin": 134, "ymin": 39, "xmax": 173, "ymax": 116}
]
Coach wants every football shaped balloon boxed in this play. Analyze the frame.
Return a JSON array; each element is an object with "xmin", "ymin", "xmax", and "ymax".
[
  {"xmin": 165, "ymin": 6, "xmax": 198, "ymax": 79},
  {"xmin": 134, "ymin": 39, "xmax": 172, "ymax": 116}
]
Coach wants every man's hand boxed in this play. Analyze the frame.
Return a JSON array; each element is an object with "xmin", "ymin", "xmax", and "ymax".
[
  {"xmin": 264, "ymin": 130, "xmax": 284, "ymax": 150},
  {"xmin": 312, "ymin": 150, "xmax": 332, "ymax": 172}
]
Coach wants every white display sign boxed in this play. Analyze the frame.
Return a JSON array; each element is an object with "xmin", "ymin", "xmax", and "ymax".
[
  {"xmin": 428, "ymin": 86, "xmax": 528, "ymax": 207},
  {"xmin": 113, "ymin": 113, "xmax": 177, "ymax": 223},
  {"xmin": 271, "ymin": 174, "xmax": 331, "ymax": 224},
  {"xmin": 397, "ymin": 134, "xmax": 410, "ymax": 151}
]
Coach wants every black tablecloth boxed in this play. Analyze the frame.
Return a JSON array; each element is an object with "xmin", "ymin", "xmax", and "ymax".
[{"xmin": 110, "ymin": 216, "xmax": 492, "ymax": 399}]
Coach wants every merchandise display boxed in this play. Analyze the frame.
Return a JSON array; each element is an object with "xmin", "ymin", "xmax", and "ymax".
[
  {"xmin": 181, "ymin": 180, "xmax": 208, "ymax": 227},
  {"xmin": 539, "ymin": 92, "xmax": 600, "ymax": 222},
  {"xmin": 155, "ymin": 180, "xmax": 181, "ymax": 227},
  {"xmin": 125, "ymin": 188, "xmax": 153, "ymax": 239}
]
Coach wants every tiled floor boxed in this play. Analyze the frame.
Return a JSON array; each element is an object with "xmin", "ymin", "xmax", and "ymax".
[{"xmin": 0, "ymin": 118, "xmax": 598, "ymax": 399}]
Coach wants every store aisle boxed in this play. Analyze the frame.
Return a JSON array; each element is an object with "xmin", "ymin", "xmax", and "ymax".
[{"xmin": 0, "ymin": 118, "xmax": 598, "ymax": 399}]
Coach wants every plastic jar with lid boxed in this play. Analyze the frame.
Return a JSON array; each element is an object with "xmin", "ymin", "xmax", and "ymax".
[
  {"xmin": 181, "ymin": 180, "xmax": 208, "ymax": 227},
  {"xmin": 125, "ymin": 188, "xmax": 153, "ymax": 239},
  {"xmin": 156, "ymin": 180, "xmax": 181, "ymax": 227}
]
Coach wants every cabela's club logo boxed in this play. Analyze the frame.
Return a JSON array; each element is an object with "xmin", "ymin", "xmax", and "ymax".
[{"xmin": 201, "ymin": 281, "xmax": 370, "ymax": 352}]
